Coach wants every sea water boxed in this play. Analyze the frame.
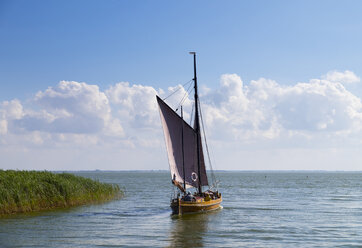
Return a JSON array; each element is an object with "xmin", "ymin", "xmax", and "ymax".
[{"xmin": 1, "ymin": 171, "xmax": 362, "ymax": 247}]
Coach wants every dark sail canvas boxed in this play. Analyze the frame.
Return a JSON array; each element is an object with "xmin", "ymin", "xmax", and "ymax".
[{"xmin": 157, "ymin": 96, "xmax": 208, "ymax": 188}]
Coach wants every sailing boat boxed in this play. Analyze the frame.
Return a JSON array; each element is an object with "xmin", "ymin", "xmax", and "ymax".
[{"xmin": 156, "ymin": 52, "xmax": 222, "ymax": 215}]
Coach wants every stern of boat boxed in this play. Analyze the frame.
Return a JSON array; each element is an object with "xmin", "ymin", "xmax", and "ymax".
[{"xmin": 170, "ymin": 192, "xmax": 222, "ymax": 215}]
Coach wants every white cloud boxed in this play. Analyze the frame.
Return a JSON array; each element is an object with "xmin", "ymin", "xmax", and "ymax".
[
  {"xmin": 2, "ymin": 75, "xmax": 361, "ymax": 145},
  {"xmin": 106, "ymin": 82, "xmax": 160, "ymax": 129},
  {"xmin": 274, "ymin": 79, "xmax": 362, "ymax": 132},
  {"xmin": 6, "ymin": 81, "xmax": 124, "ymax": 139},
  {"xmin": 1, "ymin": 71, "xmax": 362, "ymax": 170},
  {"xmin": 322, "ymin": 70, "xmax": 360, "ymax": 84},
  {"xmin": 0, "ymin": 99, "xmax": 24, "ymax": 136},
  {"xmin": 0, "ymin": 120, "xmax": 7, "ymax": 135},
  {"xmin": 31, "ymin": 81, "xmax": 111, "ymax": 133},
  {"xmin": 2, "ymin": 99, "xmax": 24, "ymax": 119},
  {"xmin": 199, "ymin": 74, "xmax": 362, "ymax": 145}
]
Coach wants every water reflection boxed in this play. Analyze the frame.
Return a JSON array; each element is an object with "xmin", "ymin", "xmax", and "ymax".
[{"xmin": 168, "ymin": 210, "xmax": 221, "ymax": 248}]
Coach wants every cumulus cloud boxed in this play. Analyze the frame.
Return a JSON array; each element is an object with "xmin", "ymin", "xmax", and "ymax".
[
  {"xmin": 2, "ymin": 99, "xmax": 23, "ymax": 119},
  {"xmin": 106, "ymin": 82, "xmax": 159, "ymax": 129},
  {"xmin": 7, "ymin": 81, "xmax": 124, "ymax": 138},
  {"xmin": 274, "ymin": 79, "xmax": 362, "ymax": 131},
  {"xmin": 2, "ymin": 71, "xmax": 362, "ymax": 170},
  {"xmin": 0, "ymin": 99, "xmax": 24, "ymax": 135},
  {"xmin": 322, "ymin": 70, "xmax": 360, "ymax": 84},
  {"xmin": 32, "ymin": 81, "xmax": 111, "ymax": 133},
  {"xmin": 1, "ymin": 71, "xmax": 362, "ymax": 153},
  {"xmin": 201, "ymin": 74, "xmax": 269, "ymax": 141},
  {"xmin": 105, "ymin": 81, "xmax": 197, "ymax": 135},
  {"xmin": 0, "ymin": 120, "xmax": 7, "ymax": 135},
  {"xmin": 199, "ymin": 73, "xmax": 362, "ymax": 144}
]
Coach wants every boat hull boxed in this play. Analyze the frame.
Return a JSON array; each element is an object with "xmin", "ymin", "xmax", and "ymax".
[{"xmin": 171, "ymin": 196, "xmax": 222, "ymax": 215}]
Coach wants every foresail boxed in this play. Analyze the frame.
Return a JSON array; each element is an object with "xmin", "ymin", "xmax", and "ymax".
[{"xmin": 157, "ymin": 96, "xmax": 208, "ymax": 188}]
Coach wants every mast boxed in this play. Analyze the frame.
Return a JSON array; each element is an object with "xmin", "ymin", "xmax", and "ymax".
[
  {"xmin": 181, "ymin": 106, "xmax": 186, "ymax": 193},
  {"xmin": 190, "ymin": 51, "xmax": 202, "ymax": 194}
]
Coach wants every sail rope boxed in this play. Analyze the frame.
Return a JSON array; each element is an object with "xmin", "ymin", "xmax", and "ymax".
[
  {"xmin": 189, "ymin": 101, "xmax": 194, "ymax": 126},
  {"xmin": 162, "ymin": 79, "xmax": 193, "ymax": 101},
  {"xmin": 175, "ymin": 83, "xmax": 194, "ymax": 112},
  {"xmin": 198, "ymin": 99, "xmax": 219, "ymax": 190}
]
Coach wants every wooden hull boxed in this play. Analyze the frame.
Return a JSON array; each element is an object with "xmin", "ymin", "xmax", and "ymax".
[{"xmin": 171, "ymin": 196, "xmax": 222, "ymax": 215}]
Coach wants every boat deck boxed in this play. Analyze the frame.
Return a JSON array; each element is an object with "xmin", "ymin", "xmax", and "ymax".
[{"xmin": 171, "ymin": 196, "xmax": 222, "ymax": 215}]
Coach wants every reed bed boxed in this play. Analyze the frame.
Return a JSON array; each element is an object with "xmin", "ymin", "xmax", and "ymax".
[{"xmin": 0, "ymin": 170, "xmax": 122, "ymax": 216}]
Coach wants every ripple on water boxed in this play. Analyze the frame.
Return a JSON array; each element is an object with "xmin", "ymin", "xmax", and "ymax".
[{"xmin": 1, "ymin": 171, "xmax": 362, "ymax": 247}]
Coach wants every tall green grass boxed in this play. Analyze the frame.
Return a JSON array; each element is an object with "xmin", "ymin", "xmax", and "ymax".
[{"xmin": 0, "ymin": 170, "xmax": 122, "ymax": 216}]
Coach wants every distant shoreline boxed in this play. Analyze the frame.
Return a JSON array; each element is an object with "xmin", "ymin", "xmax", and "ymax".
[
  {"xmin": 0, "ymin": 170, "xmax": 122, "ymax": 217},
  {"xmin": 54, "ymin": 170, "xmax": 362, "ymax": 173}
]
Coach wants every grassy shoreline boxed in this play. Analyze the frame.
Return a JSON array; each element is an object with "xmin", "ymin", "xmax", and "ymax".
[{"xmin": 0, "ymin": 170, "xmax": 122, "ymax": 216}]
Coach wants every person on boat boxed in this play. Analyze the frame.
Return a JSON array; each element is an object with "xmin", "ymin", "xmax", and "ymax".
[{"xmin": 183, "ymin": 191, "xmax": 196, "ymax": 202}]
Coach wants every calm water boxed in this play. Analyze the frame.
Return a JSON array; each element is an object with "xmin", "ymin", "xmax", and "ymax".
[{"xmin": 1, "ymin": 171, "xmax": 362, "ymax": 247}]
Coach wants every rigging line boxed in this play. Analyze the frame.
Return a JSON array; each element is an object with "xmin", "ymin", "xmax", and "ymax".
[
  {"xmin": 189, "ymin": 101, "xmax": 194, "ymax": 126},
  {"xmin": 175, "ymin": 83, "xmax": 194, "ymax": 112},
  {"xmin": 162, "ymin": 79, "xmax": 193, "ymax": 101},
  {"xmin": 198, "ymin": 99, "xmax": 218, "ymax": 189}
]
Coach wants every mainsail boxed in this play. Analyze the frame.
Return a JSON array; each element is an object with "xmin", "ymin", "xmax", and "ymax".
[{"xmin": 157, "ymin": 96, "xmax": 208, "ymax": 188}]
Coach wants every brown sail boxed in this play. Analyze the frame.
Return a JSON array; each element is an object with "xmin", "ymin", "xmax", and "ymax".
[{"xmin": 157, "ymin": 96, "xmax": 208, "ymax": 189}]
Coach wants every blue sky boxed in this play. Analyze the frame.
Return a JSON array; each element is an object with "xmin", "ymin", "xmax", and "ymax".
[
  {"xmin": 1, "ymin": 1, "xmax": 362, "ymax": 170},
  {"xmin": 2, "ymin": 0, "xmax": 362, "ymax": 99}
]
